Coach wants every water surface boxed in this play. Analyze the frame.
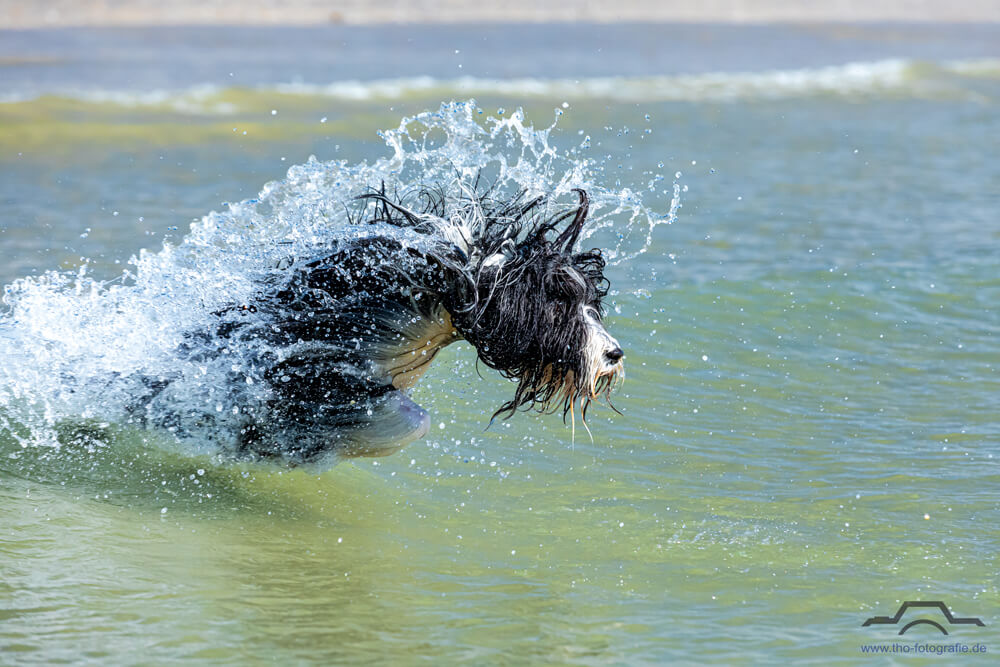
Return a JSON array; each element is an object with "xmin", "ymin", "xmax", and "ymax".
[{"xmin": 1, "ymin": 23, "xmax": 998, "ymax": 664}]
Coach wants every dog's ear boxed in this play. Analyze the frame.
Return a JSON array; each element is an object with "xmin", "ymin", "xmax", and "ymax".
[{"xmin": 554, "ymin": 189, "xmax": 589, "ymax": 253}]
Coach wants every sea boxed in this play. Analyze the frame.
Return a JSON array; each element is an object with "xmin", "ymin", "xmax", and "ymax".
[{"xmin": 0, "ymin": 23, "xmax": 998, "ymax": 664}]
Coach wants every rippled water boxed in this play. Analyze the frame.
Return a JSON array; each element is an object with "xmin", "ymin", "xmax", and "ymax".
[{"xmin": 1, "ymin": 24, "xmax": 998, "ymax": 664}]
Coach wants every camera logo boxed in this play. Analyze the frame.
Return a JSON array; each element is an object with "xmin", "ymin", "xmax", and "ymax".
[{"xmin": 863, "ymin": 601, "xmax": 985, "ymax": 636}]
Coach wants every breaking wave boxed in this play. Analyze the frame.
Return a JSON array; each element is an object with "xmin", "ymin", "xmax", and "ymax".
[{"xmin": 1, "ymin": 58, "xmax": 997, "ymax": 112}]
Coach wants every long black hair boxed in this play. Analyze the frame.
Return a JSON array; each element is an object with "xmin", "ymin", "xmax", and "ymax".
[{"xmin": 357, "ymin": 184, "xmax": 613, "ymax": 422}]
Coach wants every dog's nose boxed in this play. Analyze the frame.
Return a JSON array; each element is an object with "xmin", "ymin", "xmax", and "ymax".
[{"xmin": 605, "ymin": 347, "xmax": 623, "ymax": 363}]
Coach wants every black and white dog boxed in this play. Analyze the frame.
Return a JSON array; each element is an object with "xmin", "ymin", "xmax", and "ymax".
[{"xmin": 204, "ymin": 187, "xmax": 624, "ymax": 465}]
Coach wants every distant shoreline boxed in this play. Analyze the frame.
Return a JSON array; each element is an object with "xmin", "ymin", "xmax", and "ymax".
[{"xmin": 2, "ymin": 1, "xmax": 999, "ymax": 29}]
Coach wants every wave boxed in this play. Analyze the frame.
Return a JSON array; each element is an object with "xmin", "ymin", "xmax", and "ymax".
[
  {"xmin": 268, "ymin": 58, "xmax": 999, "ymax": 102},
  {"xmin": 2, "ymin": 58, "xmax": 996, "ymax": 112}
]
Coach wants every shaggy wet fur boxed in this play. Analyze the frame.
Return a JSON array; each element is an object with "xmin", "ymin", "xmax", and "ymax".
[{"xmin": 207, "ymin": 185, "xmax": 624, "ymax": 464}]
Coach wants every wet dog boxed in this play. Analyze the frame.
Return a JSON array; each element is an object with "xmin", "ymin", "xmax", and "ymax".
[{"xmin": 210, "ymin": 187, "xmax": 624, "ymax": 465}]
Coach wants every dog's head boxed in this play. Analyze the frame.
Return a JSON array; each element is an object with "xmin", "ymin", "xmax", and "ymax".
[{"xmin": 458, "ymin": 190, "xmax": 624, "ymax": 426}]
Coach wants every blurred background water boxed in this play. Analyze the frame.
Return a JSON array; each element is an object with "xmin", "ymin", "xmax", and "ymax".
[{"xmin": 1, "ymin": 23, "xmax": 998, "ymax": 664}]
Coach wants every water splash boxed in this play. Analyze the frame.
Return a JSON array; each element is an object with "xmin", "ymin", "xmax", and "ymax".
[{"xmin": 0, "ymin": 100, "xmax": 674, "ymax": 457}]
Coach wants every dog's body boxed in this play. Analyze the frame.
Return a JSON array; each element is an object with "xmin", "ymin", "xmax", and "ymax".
[{"xmin": 164, "ymin": 187, "xmax": 623, "ymax": 466}]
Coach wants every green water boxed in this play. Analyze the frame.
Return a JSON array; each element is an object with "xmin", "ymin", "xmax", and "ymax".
[{"xmin": 2, "ymin": 55, "xmax": 999, "ymax": 664}]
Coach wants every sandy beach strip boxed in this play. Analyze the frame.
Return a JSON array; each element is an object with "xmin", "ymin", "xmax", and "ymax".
[{"xmin": 2, "ymin": 0, "xmax": 999, "ymax": 28}]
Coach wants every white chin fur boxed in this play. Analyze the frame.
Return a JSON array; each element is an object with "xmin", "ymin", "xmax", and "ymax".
[{"xmin": 581, "ymin": 305, "xmax": 619, "ymax": 395}]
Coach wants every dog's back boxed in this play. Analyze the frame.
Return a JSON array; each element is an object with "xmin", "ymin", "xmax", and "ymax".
[{"xmin": 222, "ymin": 231, "xmax": 468, "ymax": 464}]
